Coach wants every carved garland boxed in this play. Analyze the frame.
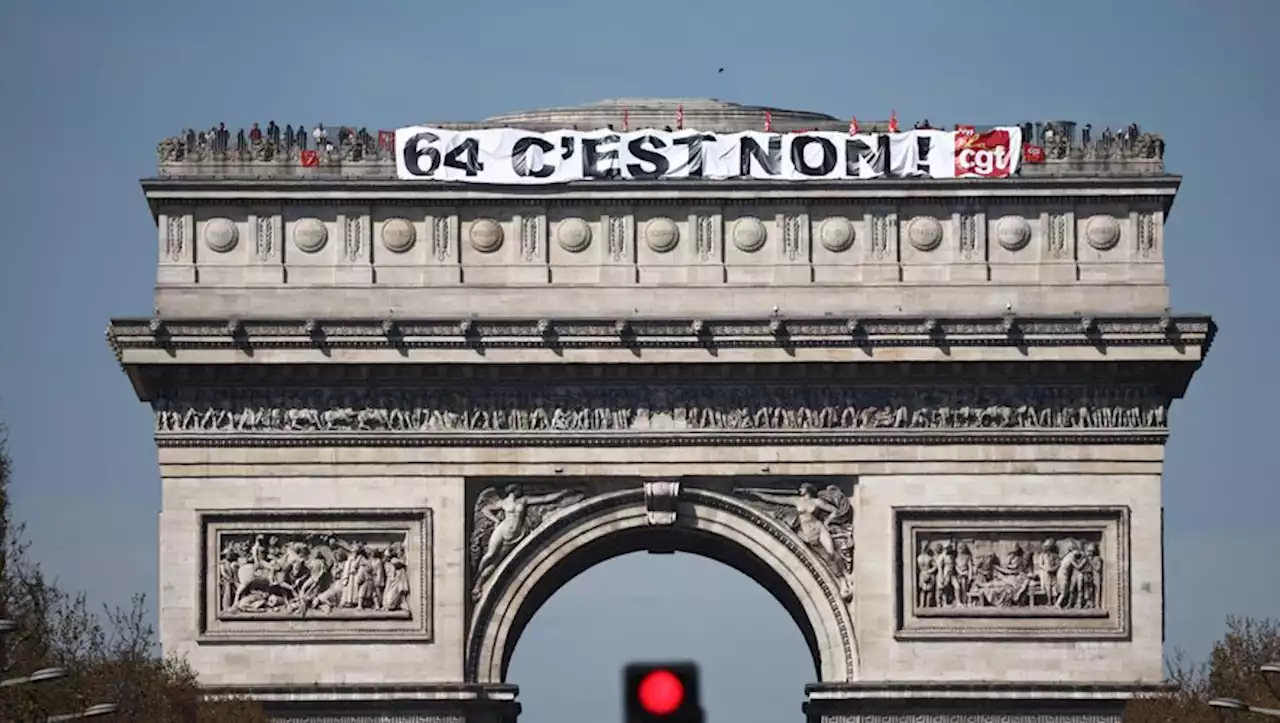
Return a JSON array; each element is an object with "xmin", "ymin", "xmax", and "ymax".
[{"xmin": 464, "ymin": 487, "xmax": 856, "ymax": 681}]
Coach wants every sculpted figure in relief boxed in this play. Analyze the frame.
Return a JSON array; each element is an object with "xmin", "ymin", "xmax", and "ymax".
[
  {"xmin": 914, "ymin": 534, "xmax": 1103, "ymax": 613},
  {"xmin": 153, "ymin": 385, "xmax": 1169, "ymax": 435},
  {"xmin": 216, "ymin": 531, "xmax": 411, "ymax": 619},
  {"xmin": 736, "ymin": 484, "xmax": 855, "ymax": 600},
  {"xmin": 470, "ymin": 485, "xmax": 586, "ymax": 600}
]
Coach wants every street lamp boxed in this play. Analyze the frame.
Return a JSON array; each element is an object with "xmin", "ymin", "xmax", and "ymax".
[
  {"xmin": 0, "ymin": 618, "xmax": 119, "ymax": 722},
  {"xmin": 1209, "ymin": 661, "xmax": 1280, "ymax": 718}
]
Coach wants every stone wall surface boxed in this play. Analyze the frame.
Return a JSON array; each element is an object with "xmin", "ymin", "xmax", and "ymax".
[{"xmin": 118, "ymin": 99, "xmax": 1207, "ymax": 722}]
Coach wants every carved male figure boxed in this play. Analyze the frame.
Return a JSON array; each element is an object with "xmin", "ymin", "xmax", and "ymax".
[
  {"xmin": 915, "ymin": 542, "xmax": 936, "ymax": 608},
  {"xmin": 1032, "ymin": 538, "xmax": 1060, "ymax": 605}
]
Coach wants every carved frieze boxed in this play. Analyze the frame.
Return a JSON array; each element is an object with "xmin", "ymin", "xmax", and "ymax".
[
  {"xmin": 607, "ymin": 215, "xmax": 627, "ymax": 261},
  {"xmin": 735, "ymin": 482, "xmax": 854, "ymax": 600},
  {"xmin": 153, "ymin": 384, "xmax": 1169, "ymax": 442},
  {"xmin": 469, "ymin": 485, "xmax": 585, "ymax": 601},
  {"xmin": 432, "ymin": 216, "xmax": 451, "ymax": 260},
  {"xmin": 1046, "ymin": 213, "xmax": 1067, "ymax": 258},
  {"xmin": 200, "ymin": 509, "xmax": 432, "ymax": 642},
  {"xmin": 255, "ymin": 216, "xmax": 275, "ymax": 260},
  {"xmin": 896, "ymin": 507, "xmax": 1129, "ymax": 640},
  {"xmin": 1136, "ymin": 212, "xmax": 1156, "ymax": 258}
]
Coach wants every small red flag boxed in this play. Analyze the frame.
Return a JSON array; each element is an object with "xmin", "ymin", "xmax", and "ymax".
[
  {"xmin": 1022, "ymin": 145, "xmax": 1046, "ymax": 164},
  {"xmin": 378, "ymin": 130, "xmax": 394, "ymax": 150},
  {"xmin": 300, "ymin": 149, "xmax": 319, "ymax": 167},
  {"xmin": 764, "ymin": 110, "xmax": 772, "ymax": 132},
  {"xmin": 849, "ymin": 117, "xmax": 859, "ymax": 135},
  {"xmin": 623, "ymin": 109, "xmax": 630, "ymax": 132},
  {"xmin": 676, "ymin": 104, "xmax": 684, "ymax": 130},
  {"xmin": 888, "ymin": 110, "xmax": 899, "ymax": 133}
]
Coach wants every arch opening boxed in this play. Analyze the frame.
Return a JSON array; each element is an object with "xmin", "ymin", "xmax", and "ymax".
[{"xmin": 467, "ymin": 488, "xmax": 857, "ymax": 684}]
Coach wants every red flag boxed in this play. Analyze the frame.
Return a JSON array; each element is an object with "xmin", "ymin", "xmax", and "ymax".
[
  {"xmin": 888, "ymin": 110, "xmax": 899, "ymax": 133},
  {"xmin": 676, "ymin": 104, "xmax": 684, "ymax": 130},
  {"xmin": 378, "ymin": 130, "xmax": 394, "ymax": 151},
  {"xmin": 623, "ymin": 109, "xmax": 630, "ymax": 132},
  {"xmin": 764, "ymin": 110, "xmax": 772, "ymax": 132},
  {"xmin": 1022, "ymin": 144, "xmax": 1046, "ymax": 164},
  {"xmin": 849, "ymin": 117, "xmax": 859, "ymax": 135},
  {"xmin": 300, "ymin": 149, "xmax": 319, "ymax": 167}
]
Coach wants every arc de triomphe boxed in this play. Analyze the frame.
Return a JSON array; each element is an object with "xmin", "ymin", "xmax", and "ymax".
[{"xmin": 108, "ymin": 99, "xmax": 1212, "ymax": 723}]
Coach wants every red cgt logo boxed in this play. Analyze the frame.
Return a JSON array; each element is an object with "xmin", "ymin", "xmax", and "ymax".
[{"xmin": 954, "ymin": 129, "xmax": 1015, "ymax": 178}]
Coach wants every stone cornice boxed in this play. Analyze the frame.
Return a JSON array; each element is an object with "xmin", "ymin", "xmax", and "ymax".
[
  {"xmin": 140, "ymin": 175, "xmax": 1181, "ymax": 211},
  {"xmin": 108, "ymin": 315, "xmax": 1214, "ymax": 358}
]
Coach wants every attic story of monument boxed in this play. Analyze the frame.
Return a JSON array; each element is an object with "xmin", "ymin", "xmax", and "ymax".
[{"xmin": 110, "ymin": 98, "xmax": 1212, "ymax": 723}]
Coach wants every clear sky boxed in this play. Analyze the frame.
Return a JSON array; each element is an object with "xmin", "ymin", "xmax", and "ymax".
[{"xmin": 1, "ymin": 1, "xmax": 1277, "ymax": 722}]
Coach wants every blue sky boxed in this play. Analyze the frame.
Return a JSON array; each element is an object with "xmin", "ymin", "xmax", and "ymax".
[{"xmin": 1, "ymin": 1, "xmax": 1277, "ymax": 722}]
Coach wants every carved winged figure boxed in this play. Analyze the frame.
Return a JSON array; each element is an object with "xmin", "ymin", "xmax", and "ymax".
[
  {"xmin": 736, "ymin": 483, "xmax": 855, "ymax": 600},
  {"xmin": 469, "ymin": 484, "xmax": 585, "ymax": 601}
]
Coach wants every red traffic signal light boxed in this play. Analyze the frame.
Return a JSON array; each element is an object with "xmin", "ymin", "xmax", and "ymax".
[
  {"xmin": 624, "ymin": 662, "xmax": 702, "ymax": 723},
  {"xmin": 638, "ymin": 669, "xmax": 684, "ymax": 715}
]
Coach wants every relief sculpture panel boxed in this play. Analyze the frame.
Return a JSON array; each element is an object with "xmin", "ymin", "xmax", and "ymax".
[
  {"xmin": 896, "ymin": 507, "xmax": 1129, "ymax": 640},
  {"xmin": 200, "ymin": 509, "xmax": 432, "ymax": 643},
  {"xmin": 154, "ymin": 384, "xmax": 1168, "ymax": 443}
]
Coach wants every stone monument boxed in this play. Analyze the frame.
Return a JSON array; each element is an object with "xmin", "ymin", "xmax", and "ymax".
[{"xmin": 109, "ymin": 99, "xmax": 1212, "ymax": 722}]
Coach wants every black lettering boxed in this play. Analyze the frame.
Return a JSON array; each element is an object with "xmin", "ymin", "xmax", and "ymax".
[
  {"xmin": 512, "ymin": 136, "xmax": 556, "ymax": 178},
  {"xmin": 739, "ymin": 135, "xmax": 782, "ymax": 176},
  {"xmin": 844, "ymin": 136, "xmax": 890, "ymax": 178},
  {"xmin": 560, "ymin": 136, "xmax": 577, "ymax": 161},
  {"xmin": 913, "ymin": 135, "xmax": 933, "ymax": 176},
  {"xmin": 443, "ymin": 137, "xmax": 485, "ymax": 176},
  {"xmin": 582, "ymin": 134, "xmax": 622, "ymax": 179},
  {"xmin": 626, "ymin": 135, "xmax": 670, "ymax": 179},
  {"xmin": 672, "ymin": 134, "xmax": 715, "ymax": 177},
  {"xmin": 790, "ymin": 136, "xmax": 837, "ymax": 176},
  {"xmin": 402, "ymin": 132, "xmax": 441, "ymax": 176}
]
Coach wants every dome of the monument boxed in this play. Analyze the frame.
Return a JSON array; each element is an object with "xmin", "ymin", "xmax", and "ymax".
[{"xmin": 433, "ymin": 98, "xmax": 860, "ymax": 133}]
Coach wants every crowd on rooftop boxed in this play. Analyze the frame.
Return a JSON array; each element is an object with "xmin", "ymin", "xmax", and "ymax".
[{"xmin": 160, "ymin": 117, "xmax": 1163, "ymax": 163}]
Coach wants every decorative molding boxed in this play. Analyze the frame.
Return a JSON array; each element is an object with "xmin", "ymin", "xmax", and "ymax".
[
  {"xmin": 165, "ymin": 215, "xmax": 186, "ymax": 261},
  {"xmin": 894, "ymin": 507, "xmax": 1130, "ymax": 640},
  {"xmin": 255, "ymin": 216, "xmax": 275, "ymax": 260},
  {"xmin": 644, "ymin": 480, "xmax": 681, "ymax": 525},
  {"xmin": 519, "ymin": 215, "xmax": 539, "ymax": 261},
  {"xmin": 958, "ymin": 214, "xmax": 977, "ymax": 259},
  {"xmin": 783, "ymin": 213, "xmax": 802, "ymax": 260},
  {"xmin": 607, "ymin": 215, "xmax": 626, "ymax": 261},
  {"xmin": 1136, "ymin": 212, "xmax": 1156, "ymax": 259},
  {"xmin": 432, "ymin": 216, "xmax": 451, "ymax": 260},
  {"xmin": 870, "ymin": 215, "xmax": 891, "ymax": 260},
  {"xmin": 695, "ymin": 214, "xmax": 714, "ymax": 260},
  {"xmin": 343, "ymin": 215, "xmax": 364, "ymax": 261},
  {"xmin": 106, "ymin": 315, "xmax": 1214, "ymax": 354},
  {"xmin": 1047, "ymin": 213, "xmax": 1067, "ymax": 258},
  {"xmin": 198, "ymin": 509, "xmax": 432, "ymax": 644}
]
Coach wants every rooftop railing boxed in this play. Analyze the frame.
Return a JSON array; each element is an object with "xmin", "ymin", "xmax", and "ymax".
[{"xmin": 153, "ymin": 119, "xmax": 1167, "ymax": 180}]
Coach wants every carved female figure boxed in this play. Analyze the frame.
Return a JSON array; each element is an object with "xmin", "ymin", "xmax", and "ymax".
[
  {"xmin": 737, "ymin": 483, "xmax": 856, "ymax": 599},
  {"xmin": 382, "ymin": 542, "xmax": 411, "ymax": 612},
  {"xmin": 470, "ymin": 484, "xmax": 586, "ymax": 600},
  {"xmin": 1055, "ymin": 539, "xmax": 1084, "ymax": 608}
]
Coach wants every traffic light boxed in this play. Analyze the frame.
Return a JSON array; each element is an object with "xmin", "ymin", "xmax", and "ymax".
[{"xmin": 623, "ymin": 662, "xmax": 703, "ymax": 723}]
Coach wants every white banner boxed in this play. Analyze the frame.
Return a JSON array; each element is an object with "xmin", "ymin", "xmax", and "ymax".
[{"xmin": 394, "ymin": 126, "xmax": 1021, "ymax": 184}]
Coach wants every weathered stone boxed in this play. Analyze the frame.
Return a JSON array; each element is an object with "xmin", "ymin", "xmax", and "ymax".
[{"xmin": 118, "ymin": 99, "xmax": 1209, "ymax": 723}]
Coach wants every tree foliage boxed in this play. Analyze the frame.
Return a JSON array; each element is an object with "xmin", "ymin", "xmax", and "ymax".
[
  {"xmin": 1125, "ymin": 617, "xmax": 1280, "ymax": 722},
  {"xmin": 0, "ymin": 423, "xmax": 269, "ymax": 722}
]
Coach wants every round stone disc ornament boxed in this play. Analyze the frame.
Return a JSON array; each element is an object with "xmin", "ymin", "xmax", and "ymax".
[
  {"xmin": 381, "ymin": 218, "xmax": 417, "ymax": 253},
  {"xmin": 470, "ymin": 218, "xmax": 504, "ymax": 253},
  {"xmin": 906, "ymin": 216, "xmax": 943, "ymax": 252},
  {"xmin": 293, "ymin": 218, "xmax": 328, "ymax": 253},
  {"xmin": 994, "ymin": 216, "xmax": 1032, "ymax": 251},
  {"xmin": 203, "ymin": 217, "xmax": 239, "ymax": 253},
  {"xmin": 818, "ymin": 217, "xmax": 855, "ymax": 252},
  {"xmin": 644, "ymin": 217, "xmax": 679, "ymax": 253},
  {"xmin": 731, "ymin": 217, "xmax": 767, "ymax": 252},
  {"xmin": 556, "ymin": 218, "xmax": 592, "ymax": 253},
  {"xmin": 1085, "ymin": 215, "xmax": 1121, "ymax": 251}
]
